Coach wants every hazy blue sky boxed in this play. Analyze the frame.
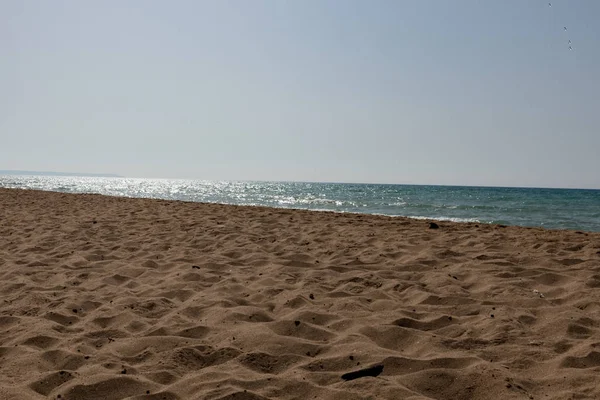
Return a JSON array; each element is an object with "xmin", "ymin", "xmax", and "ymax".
[{"xmin": 2, "ymin": 1, "xmax": 599, "ymax": 188}]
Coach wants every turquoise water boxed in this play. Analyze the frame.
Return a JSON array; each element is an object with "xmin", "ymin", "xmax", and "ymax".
[{"xmin": 2, "ymin": 175, "xmax": 599, "ymax": 232}]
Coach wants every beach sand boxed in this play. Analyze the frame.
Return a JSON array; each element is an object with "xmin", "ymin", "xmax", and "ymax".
[{"xmin": 1, "ymin": 188, "xmax": 600, "ymax": 400}]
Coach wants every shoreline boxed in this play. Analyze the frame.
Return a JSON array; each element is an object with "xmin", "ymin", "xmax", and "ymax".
[
  {"xmin": 1, "ymin": 188, "xmax": 600, "ymax": 399},
  {"xmin": 0, "ymin": 187, "xmax": 593, "ymax": 234}
]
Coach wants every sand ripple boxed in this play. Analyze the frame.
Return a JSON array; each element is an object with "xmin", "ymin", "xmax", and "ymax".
[{"xmin": 1, "ymin": 189, "xmax": 600, "ymax": 399}]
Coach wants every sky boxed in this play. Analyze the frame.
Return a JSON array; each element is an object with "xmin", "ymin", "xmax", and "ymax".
[{"xmin": 2, "ymin": 1, "xmax": 600, "ymax": 188}]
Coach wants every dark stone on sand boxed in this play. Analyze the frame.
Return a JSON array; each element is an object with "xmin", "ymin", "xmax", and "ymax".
[
  {"xmin": 121, "ymin": 369, "xmax": 127, "ymax": 374},
  {"xmin": 72, "ymin": 309, "xmax": 78, "ymax": 313},
  {"xmin": 429, "ymin": 222, "xmax": 439, "ymax": 229},
  {"xmin": 192, "ymin": 265, "xmax": 200, "ymax": 269},
  {"xmin": 341, "ymin": 364, "xmax": 384, "ymax": 381},
  {"xmin": 294, "ymin": 320, "xmax": 301, "ymax": 327},
  {"xmin": 309, "ymin": 294, "xmax": 315, "ymax": 300}
]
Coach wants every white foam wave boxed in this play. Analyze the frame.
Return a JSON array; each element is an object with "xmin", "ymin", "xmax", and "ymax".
[{"xmin": 407, "ymin": 215, "xmax": 482, "ymax": 223}]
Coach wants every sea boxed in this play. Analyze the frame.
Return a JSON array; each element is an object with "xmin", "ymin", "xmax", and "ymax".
[{"xmin": 1, "ymin": 175, "xmax": 600, "ymax": 232}]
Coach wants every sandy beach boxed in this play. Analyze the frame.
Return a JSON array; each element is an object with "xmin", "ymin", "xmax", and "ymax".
[{"xmin": 1, "ymin": 188, "xmax": 600, "ymax": 400}]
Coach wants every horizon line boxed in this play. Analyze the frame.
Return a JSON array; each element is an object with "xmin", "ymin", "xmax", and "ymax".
[{"xmin": 2, "ymin": 170, "xmax": 599, "ymax": 191}]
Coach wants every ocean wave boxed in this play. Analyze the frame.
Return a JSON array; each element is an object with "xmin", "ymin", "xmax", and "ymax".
[
  {"xmin": 272, "ymin": 196, "xmax": 357, "ymax": 208},
  {"xmin": 406, "ymin": 216, "xmax": 482, "ymax": 223}
]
